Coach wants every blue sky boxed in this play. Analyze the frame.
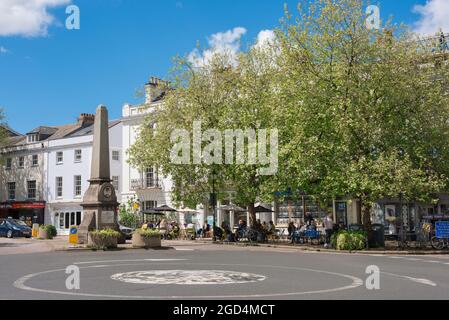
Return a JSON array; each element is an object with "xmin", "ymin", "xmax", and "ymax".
[{"xmin": 0, "ymin": 0, "xmax": 446, "ymax": 133}]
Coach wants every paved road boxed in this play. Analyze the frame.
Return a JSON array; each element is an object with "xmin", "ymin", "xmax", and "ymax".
[{"xmin": 1, "ymin": 243, "xmax": 449, "ymax": 300}]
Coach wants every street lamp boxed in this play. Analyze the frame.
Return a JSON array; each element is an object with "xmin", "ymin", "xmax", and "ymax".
[{"xmin": 210, "ymin": 167, "xmax": 217, "ymax": 242}]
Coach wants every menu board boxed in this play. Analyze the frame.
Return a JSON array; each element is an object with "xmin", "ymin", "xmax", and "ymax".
[{"xmin": 436, "ymin": 221, "xmax": 449, "ymax": 239}]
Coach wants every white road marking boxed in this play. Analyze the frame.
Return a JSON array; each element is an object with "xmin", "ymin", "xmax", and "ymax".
[
  {"xmin": 13, "ymin": 262, "xmax": 364, "ymax": 299},
  {"xmin": 425, "ymin": 261, "xmax": 442, "ymax": 264},
  {"xmin": 74, "ymin": 259, "xmax": 187, "ymax": 265},
  {"xmin": 382, "ymin": 272, "xmax": 437, "ymax": 287},
  {"xmin": 404, "ymin": 258, "xmax": 423, "ymax": 261},
  {"xmin": 174, "ymin": 248, "xmax": 194, "ymax": 251}
]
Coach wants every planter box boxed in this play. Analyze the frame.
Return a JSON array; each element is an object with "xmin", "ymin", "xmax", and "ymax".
[
  {"xmin": 38, "ymin": 229, "xmax": 51, "ymax": 240},
  {"xmin": 88, "ymin": 233, "xmax": 118, "ymax": 249},
  {"xmin": 132, "ymin": 233, "xmax": 162, "ymax": 249}
]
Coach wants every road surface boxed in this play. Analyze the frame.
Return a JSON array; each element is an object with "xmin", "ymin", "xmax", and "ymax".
[{"xmin": 1, "ymin": 243, "xmax": 448, "ymax": 300}]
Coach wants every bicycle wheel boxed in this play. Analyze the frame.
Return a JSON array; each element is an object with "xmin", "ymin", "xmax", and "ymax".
[
  {"xmin": 431, "ymin": 237, "xmax": 445, "ymax": 250},
  {"xmin": 247, "ymin": 230, "xmax": 257, "ymax": 242}
]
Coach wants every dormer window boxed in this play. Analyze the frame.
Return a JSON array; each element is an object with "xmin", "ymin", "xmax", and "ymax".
[{"xmin": 28, "ymin": 134, "xmax": 39, "ymax": 143}]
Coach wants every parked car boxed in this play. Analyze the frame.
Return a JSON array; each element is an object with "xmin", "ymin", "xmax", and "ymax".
[
  {"xmin": 119, "ymin": 225, "xmax": 134, "ymax": 240},
  {"xmin": 0, "ymin": 219, "xmax": 32, "ymax": 239}
]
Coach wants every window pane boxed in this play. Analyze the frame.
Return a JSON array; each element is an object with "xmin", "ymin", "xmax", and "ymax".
[
  {"xmin": 65, "ymin": 212, "xmax": 70, "ymax": 229},
  {"xmin": 76, "ymin": 212, "xmax": 82, "ymax": 226}
]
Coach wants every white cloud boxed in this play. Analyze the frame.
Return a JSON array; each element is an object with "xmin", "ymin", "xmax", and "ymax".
[
  {"xmin": 0, "ymin": 0, "xmax": 71, "ymax": 37},
  {"xmin": 0, "ymin": 46, "xmax": 9, "ymax": 54},
  {"xmin": 188, "ymin": 27, "xmax": 247, "ymax": 68},
  {"xmin": 413, "ymin": 0, "xmax": 449, "ymax": 36},
  {"xmin": 254, "ymin": 30, "xmax": 276, "ymax": 49}
]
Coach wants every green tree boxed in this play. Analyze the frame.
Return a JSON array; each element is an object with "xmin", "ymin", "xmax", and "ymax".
[
  {"xmin": 274, "ymin": 0, "xmax": 449, "ymax": 229},
  {"xmin": 129, "ymin": 48, "xmax": 280, "ymax": 227}
]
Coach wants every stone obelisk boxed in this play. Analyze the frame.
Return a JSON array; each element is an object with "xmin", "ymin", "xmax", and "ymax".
[{"xmin": 78, "ymin": 105, "xmax": 121, "ymax": 244}]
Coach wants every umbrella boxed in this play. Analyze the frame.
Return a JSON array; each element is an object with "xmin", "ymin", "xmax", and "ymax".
[
  {"xmin": 254, "ymin": 205, "xmax": 274, "ymax": 213},
  {"xmin": 219, "ymin": 204, "xmax": 246, "ymax": 212},
  {"xmin": 154, "ymin": 205, "xmax": 177, "ymax": 212},
  {"xmin": 177, "ymin": 208, "xmax": 199, "ymax": 214},
  {"xmin": 143, "ymin": 209, "xmax": 165, "ymax": 215}
]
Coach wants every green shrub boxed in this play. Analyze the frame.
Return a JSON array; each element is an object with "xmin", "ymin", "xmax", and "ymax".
[
  {"xmin": 90, "ymin": 229, "xmax": 120, "ymax": 240},
  {"xmin": 333, "ymin": 230, "xmax": 367, "ymax": 251},
  {"xmin": 135, "ymin": 228, "xmax": 161, "ymax": 238},
  {"xmin": 39, "ymin": 225, "xmax": 58, "ymax": 239}
]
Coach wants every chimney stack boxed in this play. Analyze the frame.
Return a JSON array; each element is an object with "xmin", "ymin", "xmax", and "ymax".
[
  {"xmin": 145, "ymin": 76, "xmax": 169, "ymax": 104},
  {"xmin": 77, "ymin": 113, "xmax": 95, "ymax": 127}
]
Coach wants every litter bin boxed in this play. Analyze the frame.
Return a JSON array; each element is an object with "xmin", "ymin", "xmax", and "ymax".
[{"xmin": 369, "ymin": 224, "xmax": 385, "ymax": 248}]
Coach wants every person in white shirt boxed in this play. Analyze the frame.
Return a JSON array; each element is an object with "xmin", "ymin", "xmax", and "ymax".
[{"xmin": 323, "ymin": 214, "xmax": 334, "ymax": 247}]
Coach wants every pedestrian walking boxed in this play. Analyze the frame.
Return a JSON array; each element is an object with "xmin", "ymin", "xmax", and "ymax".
[{"xmin": 323, "ymin": 214, "xmax": 334, "ymax": 248}]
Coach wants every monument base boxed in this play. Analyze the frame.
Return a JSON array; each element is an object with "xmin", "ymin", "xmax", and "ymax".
[{"xmin": 78, "ymin": 210, "xmax": 126, "ymax": 245}]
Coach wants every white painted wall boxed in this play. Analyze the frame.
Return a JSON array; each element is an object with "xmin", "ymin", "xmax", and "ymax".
[{"xmin": 46, "ymin": 122, "xmax": 123, "ymax": 234}]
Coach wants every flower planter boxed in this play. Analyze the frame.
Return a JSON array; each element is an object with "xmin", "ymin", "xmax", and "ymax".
[
  {"xmin": 132, "ymin": 232, "xmax": 161, "ymax": 248},
  {"xmin": 88, "ymin": 232, "xmax": 118, "ymax": 249},
  {"xmin": 38, "ymin": 228, "xmax": 50, "ymax": 240}
]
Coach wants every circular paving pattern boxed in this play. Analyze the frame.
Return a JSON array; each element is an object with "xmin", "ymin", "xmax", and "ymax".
[{"xmin": 111, "ymin": 270, "xmax": 266, "ymax": 285}]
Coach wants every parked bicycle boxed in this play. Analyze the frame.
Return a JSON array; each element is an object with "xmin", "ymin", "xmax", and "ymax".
[
  {"xmin": 236, "ymin": 228, "xmax": 258, "ymax": 243},
  {"xmin": 431, "ymin": 236, "xmax": 449, "ymax": 250}
]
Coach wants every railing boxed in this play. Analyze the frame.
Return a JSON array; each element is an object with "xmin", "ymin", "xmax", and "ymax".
[{"xmin": 130, "ymin": 178, "xmax": 162, "ymax": 190}]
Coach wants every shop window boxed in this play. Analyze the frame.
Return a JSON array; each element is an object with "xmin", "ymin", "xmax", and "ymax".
[
  {"xmin": 144, "ymin": 201, "xmax": 157, "ymax": 211},
  {"xmin": 59, "ymin": 213, "xmax": 64, "ymax": 229},
  {"xmin": 65, "ymin": 212, "xmax": 70, "ymax": 229},
  {"xmin": 70, "ymin": 212, "xmax": 75, "ymax": 226}
]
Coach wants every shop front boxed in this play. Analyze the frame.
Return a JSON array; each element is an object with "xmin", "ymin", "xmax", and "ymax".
[
  {"xmin": 372, "ymin": 195, "xmax": 449, "ymax": 239},
  {"xmin": 0, "ymin": 201, "xmax": 46, "ymax": 227},
  {"xmin": 275, "ymin": 196, "xmax": 332, "ymax": 227},
  {"xmin": 49, "ymin": 204, "xmax": 83, "ymax": 235}
]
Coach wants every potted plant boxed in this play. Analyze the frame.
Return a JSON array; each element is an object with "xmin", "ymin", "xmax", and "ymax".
[
  {"xmin": 38, "ymin": 225, "xmax": 57, "ymax": 240},
  {"xmin": 132, "ymin": 228, "xmax": 162, "ymax": 248},
  {"xmin": 88, "ymin": 229, "xmax": 120, "ymax": 250}
]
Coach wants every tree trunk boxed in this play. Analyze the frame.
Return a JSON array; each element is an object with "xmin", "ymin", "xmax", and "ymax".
[
  {"xmin": 356, "ymin": 198, "xmax": 362, "ymax": 224},
  {"xmin": 248, "ymin": 203, "xmax": 256, "ymax": 228},
  {"xmin": 361, "ymin": 198, "xmax": 373, "ymax": 248}
]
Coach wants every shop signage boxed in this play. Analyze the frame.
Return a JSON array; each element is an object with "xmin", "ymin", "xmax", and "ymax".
[
  {"xmin": 0, "ymin": 202, "xmax": 45, "ymax": 209},
  {"xmin": 12, "ymin": 202, "xmax": 46, "ymax": 209},
  {"xmin": 436, "ymin": 221, "xmax": 449, "ymax": 239}
]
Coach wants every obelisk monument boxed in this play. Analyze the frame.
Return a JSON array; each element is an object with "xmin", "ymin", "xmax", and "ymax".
[{"xmin": 78, "ymin": 105, "xmax": 121, "ymax": 244}]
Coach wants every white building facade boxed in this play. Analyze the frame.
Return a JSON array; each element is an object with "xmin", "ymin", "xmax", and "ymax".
[
  {"xmin": 46, "ymin": 121, "xmax": 122, "ymax": 235},
  {"xmin": 120, "ymin": 77, "xmax": 208, "ymax": 226}
]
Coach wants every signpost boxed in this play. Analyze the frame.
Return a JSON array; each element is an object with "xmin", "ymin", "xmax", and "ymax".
[
  {"xmin": 435, "ymin": 221, "xmax": 449, "ymax": 239},
  {"xmin": 69, "ymin": 226, "xmax": 79, "ymax": 244}
]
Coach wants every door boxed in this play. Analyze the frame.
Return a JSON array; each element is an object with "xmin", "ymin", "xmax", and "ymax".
[{"xmin": 335, "ymin": 201, "xmax": 348, "ymax": 227}]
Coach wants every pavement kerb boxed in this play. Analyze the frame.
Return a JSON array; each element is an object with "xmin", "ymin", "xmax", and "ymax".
[
  {"xmin": 213, "ymin": 241, "xmax": 449, "ymax": 255},
  {"xmin": 39, "ymin": 238, "xmax": 449, "ymax": 255}
]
